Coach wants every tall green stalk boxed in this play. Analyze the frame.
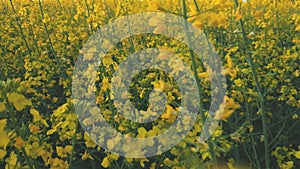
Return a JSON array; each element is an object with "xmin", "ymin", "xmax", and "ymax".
[
  {"xmin": 243, "ymin": 86, "xmax": 261, "ymax": 169},
  {"xmin": 67, "ymin": 121, "xmax": 78, "ymax": 169},
  {"xmin": 9, "ymin": 0, "xmax": 32, "ymax": 59},
  {"xmin": 84, "ymin": 0, "xmax": 94, "ymax": 34},
  {"xmin": 232, "ymin": 0, "xmax": 270, "ymax": 168},
  {"xmin": 37, "ymin": 0, "xmax": 65, "ymax": 77},
  {"xmin": 181, "ymin": 0, "xmax": 217, "ymax": 163}
]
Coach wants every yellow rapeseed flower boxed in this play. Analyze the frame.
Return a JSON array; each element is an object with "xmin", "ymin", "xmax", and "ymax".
[
  {"xmin": 101, "ymin": 156, "xmax": 110, "ymax": 168},
  {"xmin": 7, "ymin": 93, "xmax": 32, "ymax": 111},
  {"xmin": 81, "ymin": 151, "xmax": 94, "ymax": 160},
  {"xmin": 0, "ymin": 102, "xmax": 6, "ymax": 112},
  {"xmin": 0, "ymin": 119, "xmax": 10, "ymax": 150},
  {"xmin": 56, "ymin": 145, "xmax": 73, "ymax": 158},
  {"xmin": 0, "ymin": 149, "xmax": 6, "ymax": 160},
  {"xmin": 294, "ymin": 151, "xmax": 300, "ymax": 159},
  {"xmin": 14, "ymin": 137, "xmax": 25, "ymax": 149}
]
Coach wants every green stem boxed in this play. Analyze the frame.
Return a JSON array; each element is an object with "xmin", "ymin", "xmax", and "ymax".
[
  {"xmin": 21, "ymin": 148, "xmax": 36, "ymax": 169},
  {"xmin": 5, "ymin": 95, "xmax": 35, "ymax": 169},
  {"xmin": 243, "ymin": 84, "xmax": 261, "ymax": 169},
  {"xmin": 232, "ymin": 0, "xmax": 270, "ymax": 168},
  {"xmin": 67, "ymin": 121, "xmax": 78, "ymax": 169},
  {"xmin": 242, "ymin": 144, "xmax": 258, "ymax": 168},
  {"xmin": 84, "ymin": 0, "xmax": 93, "ymax": 34},
  {"xmin": 56, "ymin": 0, "xmax": 63, "ymax": 11},
  {"xmin": 29, "ymin": 25, "xmax": 41, "ymax": 56},
  {"xmin": 181, "ymin": 0, "xmax": 217, "ymax": 163},
  {"xmin": 37, "ymin": 0, "xmax": 65, "ymax": 77},
  {"xmin": 9, "ymin": 0, "xmax": 32, "ymax": 59},
  {"xmin": 274, "ymin": 0, "xmax": 283, "ymax": 51}
]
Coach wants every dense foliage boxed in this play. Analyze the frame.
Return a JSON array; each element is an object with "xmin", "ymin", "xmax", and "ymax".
[{"xmin": 0, "ymin": 0, "xmax": 299, "ymax": 168}]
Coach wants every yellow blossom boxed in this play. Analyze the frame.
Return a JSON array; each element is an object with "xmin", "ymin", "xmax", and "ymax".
[
  {"xmin": 151, "ymin": 80, "xmax": 172, "ymax": 92},
  {"xmin": 0, "ymin": 120, "xmax": 10, "ymax": 150},
  {"xmin": 0, "ymin": 149, "xmax": 6, "ymax": 159},
  {"xmin": 56, "ymin": 145, "xmax": 73, "ymax": 158},
  {"xmin": 0, "ymin": 102, "xmax": 6, "ymax": 112},
  {"xmin": 5, "ymin": 152, "xmax": 20, "ymax": 169},
  {"xmin": 30, "ymin": 108, "xmax": 48, "ymax": 127},
  {"xmin": 81, "ymin": 151, "xmax": 94, "ymax": 160},
  {"xmin": 161, "ymin": 104, "xmax": 178, "ymax": 122},
  {"xmin": 101, "ymin": 157, "xmax": 110, "ymax": 168},
  {"xmin": 84, "ymin": 133, "xmax": 97, "ymax": 148},
  {"xmin": 137, "ymin": 127, "xmax": 147, "ymax": 138},
  {"xmin": 102, "ymin": 55, "xmax": 114, "ymax": 66},
  {"xmin": 7, "ymin": 93, "xmax": 32, "ymax": 111},
  {"xmin": 14, "ymin": 137, "xmax": 25, "ymax": 149},
  {"xmin": 294, "ymin": 151, "xmax": 300, "ymax": 159},
  {"xmin": 29, "ymin": 124, "xmax": 40, "ymax": 134}
]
